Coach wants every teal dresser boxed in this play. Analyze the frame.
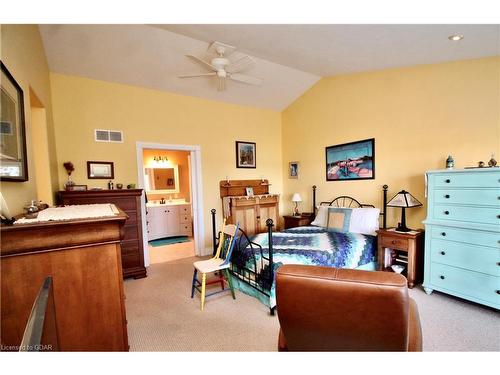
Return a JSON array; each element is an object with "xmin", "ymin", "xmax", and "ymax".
[{"xmin": 423, "ymin": 169, "xmax": 500, "ymax": 309}]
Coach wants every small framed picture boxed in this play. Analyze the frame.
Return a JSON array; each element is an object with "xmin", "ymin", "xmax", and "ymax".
[
  {"xmin": 87, "ymin": 161, "xmax": 114, "ymax": 179},
  {"xmin": 66, "ymin": 184, "xmax": 88, "ymax": 191},
  {"xmin": 289, "ymin": 161, "xmax": 299, "ymax": 179},
  {"xmin": 245, "ymin": 187, "xmax": 254, "ymax": 196},
  {"xmin": 236, "ymin": 141, "xmax": 256, "ymax": 168}
]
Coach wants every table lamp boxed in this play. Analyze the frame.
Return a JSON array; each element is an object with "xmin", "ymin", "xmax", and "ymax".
[
  {"xmin": 292, "ymin": 193, "xmax": 302, "ymax": 216},
  {"xmin": 386, "ymin": 190, "xmax": 422, "ymax": 232}
]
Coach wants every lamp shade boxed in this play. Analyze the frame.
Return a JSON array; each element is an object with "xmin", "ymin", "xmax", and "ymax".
[
  {"xmin": 291, "ymin": 193, "xmax": 302, "ymax": 202},
  {"xmin": 387, "ymin": 190, "xmax": 422, "ymax": 208}
]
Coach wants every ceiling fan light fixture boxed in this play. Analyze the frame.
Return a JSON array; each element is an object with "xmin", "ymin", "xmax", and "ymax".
[{"xmin": 448, "ymin": 34, "xmax": 464, "ymax": 41}]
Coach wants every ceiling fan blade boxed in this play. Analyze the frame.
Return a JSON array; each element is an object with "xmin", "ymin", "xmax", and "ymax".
[
  {"xmin": 229, "ymin": 73, "xmax": 262, "ymax": 86},
  {"xmin": 226, "ymin": 55, "xmax": 255, "ymax": 73},
  {"xmin": 186, "ymin": 55, "xmax": 216, "ymax": 71},
  {"xmin": 178, "ymin": 73, "xmax": 216, "ymax": 78}
]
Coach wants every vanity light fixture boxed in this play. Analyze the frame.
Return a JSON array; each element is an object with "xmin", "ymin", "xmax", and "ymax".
[
  {"xmin": 448, "ymin": 34, "xmax": 464, "ymax": 41},
  {"xmin": 153, "ymin": 156, "xmax": 168, "ymax": 163}
]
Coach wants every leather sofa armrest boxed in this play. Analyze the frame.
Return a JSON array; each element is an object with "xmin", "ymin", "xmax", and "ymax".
[
  {"xmin": 278, "ymin": 328, "xmax": 288, "ymax": 351},
  {"xmin": 408, "ymin": 298, "xmax": 423, "ymax": 352}
]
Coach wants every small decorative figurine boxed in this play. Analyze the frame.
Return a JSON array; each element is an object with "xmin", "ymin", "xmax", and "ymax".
[
  {"xmin": 445, "ymin": 155, "xmax": 454, "ymax": 169},
  {"xmin": 478, "ymin": 161, "xmax": 485, "ymax": 168},
  {"xmin": 488, "ymin": 153, "xmax": 497, "ymax": 167}
]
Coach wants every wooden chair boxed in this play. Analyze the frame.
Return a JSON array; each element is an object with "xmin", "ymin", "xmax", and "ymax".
[{"xmin": 191, "ymin": 220, "xmax": 239, "ymax": 310}]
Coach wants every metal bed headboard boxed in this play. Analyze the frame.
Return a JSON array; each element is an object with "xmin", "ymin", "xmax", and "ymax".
[{"xmin": 312, "ymin": 184, "xmax": 388, "ymax": 229}]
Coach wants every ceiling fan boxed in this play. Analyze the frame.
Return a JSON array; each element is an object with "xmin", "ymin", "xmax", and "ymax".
[{"xmin": 178, "ymin": 41, "xmax": 263, "ymax": 91}]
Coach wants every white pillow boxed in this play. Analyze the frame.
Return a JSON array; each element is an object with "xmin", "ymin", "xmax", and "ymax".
[
  {"xmin": 310, "ymin": 205, "xmax": 329, "ymax": 227},
  {"xmin": 348, "ymin": 208, "xmax": 380, "ymax": 236}
]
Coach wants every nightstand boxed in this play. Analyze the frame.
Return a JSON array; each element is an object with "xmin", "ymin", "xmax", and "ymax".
[
  {"xmin": 376, "ymin": 228, "xmax": 425, "ymax": 288},
  {"xmin": 283, "ymin": 214, "xmax": 313, "ymax": 229}
]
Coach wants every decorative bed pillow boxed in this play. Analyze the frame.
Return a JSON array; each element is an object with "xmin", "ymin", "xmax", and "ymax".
[
  {"xmin": 326, "ymin": 208, "xmax": 353, "ymax": 232},
  {"xmin": 310, "ymin": 205, "xmax": 329, "ymax": 227},
  {"xmin": 348, "ymin": 207, "xmax": 380, "ymax": 236}
]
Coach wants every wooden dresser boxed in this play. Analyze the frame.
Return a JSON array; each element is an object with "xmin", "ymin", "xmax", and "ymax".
[
  {"xmin": 220, "ymin": 179, "xmax": 279, "ymax": 236},
  {"xmin": 58, "ymin": 189, "xmax": 147, "ymax": 279},
  {"xmin": 1, "ymin": 213, "xmax": 129, "ymax": 351},
  {"xmin": 423, "ymin": 169, "xmax": 500, "ymax": 309}
]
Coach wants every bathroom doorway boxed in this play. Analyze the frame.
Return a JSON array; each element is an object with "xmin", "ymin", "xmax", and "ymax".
[{"xmin": 136, "ymin": 142, "xmax": 205, "ymax": 266}]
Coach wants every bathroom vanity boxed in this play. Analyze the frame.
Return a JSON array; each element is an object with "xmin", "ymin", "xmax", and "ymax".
[{"xmin": 146, "ymin": 201, "xmax": 192, "ymax": 241}]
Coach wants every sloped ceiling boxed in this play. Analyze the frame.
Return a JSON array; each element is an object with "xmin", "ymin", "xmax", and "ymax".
[{"xmin": 40, "ymin": 24, "xmax": 499, "ymax": 111}]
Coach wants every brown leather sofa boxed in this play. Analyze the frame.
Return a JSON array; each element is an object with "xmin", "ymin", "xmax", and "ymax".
[{"xmin": 276, "ymin": 264, "xmax": 422, "ymax": 351}]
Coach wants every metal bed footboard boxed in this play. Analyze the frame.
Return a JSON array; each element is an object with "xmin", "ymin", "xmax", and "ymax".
[{"xmin": 211, "ymin": 209, "xmax": 276, "ymax": 315}]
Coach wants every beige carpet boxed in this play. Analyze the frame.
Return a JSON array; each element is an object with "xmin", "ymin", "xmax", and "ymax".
[{"xmin": 124, "ymin": 257, "xmax": 499, "ymax": 351}]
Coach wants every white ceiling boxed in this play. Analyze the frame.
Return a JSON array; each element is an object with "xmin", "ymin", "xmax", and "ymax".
[{"xmin": 39, "ymin": 24, "xmax": 500, "ymax": 111}]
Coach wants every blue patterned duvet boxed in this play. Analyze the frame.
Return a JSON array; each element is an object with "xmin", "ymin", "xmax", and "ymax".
[{"xmin": 230, "ymin": 226, "xmax": 377, "ymax": 308}]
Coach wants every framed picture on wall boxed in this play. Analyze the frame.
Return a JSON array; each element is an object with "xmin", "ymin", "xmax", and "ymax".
[
  {"xmin": 0, "ymin": 61, "xmax": 28, "ymax": 182},
  {"xmin": 87, "ymin": 161, "xmax": 115, "ymax": 179},
  {"xmin": 236, "ymin": 141, "xmax": 256, "ymax": 168},
  {"xmin": 289, "ymin": 161, "xmax": 299, "ymax": 179},
  {"xmin": 325, "ymin": 138, "xmax": 375, "ymax": 181}
]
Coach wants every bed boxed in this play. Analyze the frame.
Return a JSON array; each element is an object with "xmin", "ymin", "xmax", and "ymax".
[{"xmin": 210, "ymin": 185, "xmax": 389, "ymax": 315}]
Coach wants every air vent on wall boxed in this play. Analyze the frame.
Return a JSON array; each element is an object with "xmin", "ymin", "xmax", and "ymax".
[{"xmin": 94, "ymin": 129, "xmax": 123, "ymax": 143}]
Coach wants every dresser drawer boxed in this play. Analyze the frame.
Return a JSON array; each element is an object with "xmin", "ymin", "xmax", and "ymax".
[
  {"xmin": 433, "ymin": 204, "xmax": 500, "ymax": 225},
  {"xmin": 258, "ymin": 196, "xmax": 279, "ymax": 204},
  {"xmin": 233, "ymin": 198, "xmax": 257, "ymax": 207},
  {"xmin": 430, "ymin": 262, "xmax": 500, "ymax": 305},
  {"xmin": 432, "ymin": 172, "xmax": 500, "ymax": 188},
  {"xmin": 179, "ymin": 223, "xmax": 192, "ymax": 236},
  {"xmin": 380, "ymin": 236, "xmax": 408, "ymax": 251},
  {"xmin": 431, "ymin": 226, "xmax": 499, "ymax": 248},
  {"xmin": 179, "ymin": 205, "xmax": 191, "ymax": 214},
  {"xmin": 433, "ymin": 188, "xmax": 500, "ymax": 207},
  {"xmin": 180, "ymin": 214, "xmax": 190, "ymax": 223},
  {"xmin": 429, "ymin": 239, "xmax": 500, "ymax": 276}
]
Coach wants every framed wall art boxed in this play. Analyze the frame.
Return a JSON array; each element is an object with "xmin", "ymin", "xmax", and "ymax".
[
  {"xmin": 289, "ymin": 161, "xmax": 299, "ymax": 179},
  {"xmin": 87, "ymin": 161, "xmax": 115, "ymax": 179},
  {"xmin": 236, "ymin": 141, "xmax": 256, "ymax": 168},
  {"xmin": 325, "ymin": 138, "xmax": 375, "ymax": 181},
  {"xmin": 0, "ymin": 61, "xmax": 28, "ymax": 182}
]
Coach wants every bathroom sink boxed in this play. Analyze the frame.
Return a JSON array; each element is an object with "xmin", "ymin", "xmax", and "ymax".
[{"xmin": 146, "ymin": 199, "xmax": 187, "ymax": 207}]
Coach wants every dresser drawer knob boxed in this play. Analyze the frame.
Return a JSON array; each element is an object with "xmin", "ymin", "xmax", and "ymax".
[
  {"xmin": 444, "ymin": 211, "xmax": 450, "ymax": 215},
  {"xmin": 391, "ymin": 240, "xmax": 397, "ymax": 245},
  {"xmin": 440, "ymin": 275, "xmax": 445, "ymax": 280},
  {"xmin": 440, "ymin": 251, "xmax": 446, "ymax": 255},
  {"xmin": 441, "ymin": 232, "xmax": 446, "ymax": 236},
  {"xmin": 445, "ymin": 179, "xmax": 451, "ymax": 183},
  {"xmin": 444, "ymin": 194, "xmax": 450, "ymax": 199}
]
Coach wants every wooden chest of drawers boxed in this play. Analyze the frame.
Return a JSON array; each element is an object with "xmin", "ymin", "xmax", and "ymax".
[
  {"xmin": 423, "ymin": 169, "xmax": 500, "ymax": 309},
  {"xmin": 58, "ymin": 189, "xmax": 147, "ymax": 279}
]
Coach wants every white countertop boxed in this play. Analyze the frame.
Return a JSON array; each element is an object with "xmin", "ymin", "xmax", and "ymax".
[{"xmin": 146, "ymin": 200, "xmax": 190, "ymax": 207}]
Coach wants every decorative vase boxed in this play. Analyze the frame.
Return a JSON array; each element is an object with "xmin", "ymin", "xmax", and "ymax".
[
  {"xmin": 64, "ymin": 175, "xmax": 75, "ymax": 190},
  {"xmin": 488, "ymin": 154, "xmax": 497, "ymax": 167}
]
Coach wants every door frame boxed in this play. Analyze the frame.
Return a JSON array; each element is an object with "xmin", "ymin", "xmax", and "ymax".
[{"xmin": 136, "ymin": 142, "xmax": 205, "ymax": 266}]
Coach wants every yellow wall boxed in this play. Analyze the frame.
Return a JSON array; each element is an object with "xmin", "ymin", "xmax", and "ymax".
[
  {"xmin": 282, "ymin": 57, "xmax": 500, "ymax": 229},
  {"xmin": 0, "ymin": 25, "xmax": 59, "ymax": 215},
  {"xmin": 143, "ymin": 149, "xmax": 191, "ymax": 202},
  {"xmin": 50, "ymin": 73, "xmax": 283, "ymax": 250}
]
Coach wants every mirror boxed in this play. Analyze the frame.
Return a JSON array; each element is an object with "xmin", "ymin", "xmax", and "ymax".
[{"xmin": 144, "ymin": 165, "xmax": 179, "ymax": 194}]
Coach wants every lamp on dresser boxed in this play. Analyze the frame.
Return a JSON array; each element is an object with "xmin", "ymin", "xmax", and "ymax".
[{"xmin": 386, "ymin": 190, "xmax": 422, "ymax": 232}]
